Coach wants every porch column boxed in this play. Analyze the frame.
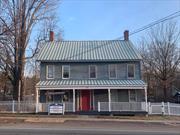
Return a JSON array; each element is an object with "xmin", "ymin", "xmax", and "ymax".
[
  {"xmin": 108, "ymin": 89, "xmax": 111, "ymax": 112},
  {"xmin": 35, "ymin": 87, "xmax": 39, "ymax": 113},
  {"xmin": 73, "ymin": 89, "xmax": 75, "ymax": 112},
  {"xmin": 92, "ymin": 90, "xmax": 95, "ymax": 110},
  {"xmin": 145, "ymin": 86, "xmax": 148, "ymax": 112}
]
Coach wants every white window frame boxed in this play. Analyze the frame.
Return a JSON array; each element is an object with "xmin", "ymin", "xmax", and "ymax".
[
  {"xmin": 127, "ymin": 64, "xmax": 135, "ymax": 79},
  {"xmin": 109, "ymin": 64, "xmax": 117, "ymax": 79},
  {"xmin": 128, "ymin": 90, "xmax": 137, "ymax": 102},
  {"xmin": 62, "ymin": 65, "xmax": 70, "ymax": 79},
  {"xmin": 46, "ymin": 65, "xmax": 54, "ymax": 79},
  {"xmin": 89, "ymin": 65, "xmax": 97, "ymax": 79}
]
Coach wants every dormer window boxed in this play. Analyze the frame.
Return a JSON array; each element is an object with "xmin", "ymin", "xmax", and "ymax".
[
  {"xmin": 46, "ymin": 65, "xmax": 54, "ymax": 79},
  {"xmin": 127, "ymin": 64, "xmax": 135, "ymax": 79},
  {"xmin": 109, "ymin": 64, "xmax": 117, "ymax": 79},
  {"xmin": 89, "ymin": 65, "xmax": 97, "ymax": 79},
  {"xmin": 62, "ymin": 65, "xmax": 70, "ymax": 79}
]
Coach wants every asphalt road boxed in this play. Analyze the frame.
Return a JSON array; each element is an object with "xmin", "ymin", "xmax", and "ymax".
[
  {"xmin": 0, "ymin": 121, "xmax": 179, "ymax": 135},
  {"xmin": 0, "ymin": 128, "xmax": 179, "ymax": 135}
]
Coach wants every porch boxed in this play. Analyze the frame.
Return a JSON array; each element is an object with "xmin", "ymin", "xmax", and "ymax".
[{"xmin": 36, "ymin": 80, "xmax": 147, "ymax": 114}]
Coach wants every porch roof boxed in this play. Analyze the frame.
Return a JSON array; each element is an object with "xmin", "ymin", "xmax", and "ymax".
[{"xmin": 36, "ymin": 80, "xmax": 146, "ymax": 90}]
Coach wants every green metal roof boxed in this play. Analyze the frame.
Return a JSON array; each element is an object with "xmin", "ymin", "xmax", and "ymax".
[
  {"xmin": 36, "ymin": 40, "xmax": 142, "ymax": 62},
  {"xmin": 36, "ymin": 80, "xmax": 146, "ymax": 88}
]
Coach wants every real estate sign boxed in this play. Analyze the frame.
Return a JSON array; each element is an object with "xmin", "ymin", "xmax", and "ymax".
[{"xmin": 48, "ymin": 103, "xmax": 64, "ymax": 115}]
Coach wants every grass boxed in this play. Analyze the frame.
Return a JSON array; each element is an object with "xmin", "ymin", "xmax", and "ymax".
[{"xmin": 0, "ymin": 113, "xmax": 180, "ymax": 121}]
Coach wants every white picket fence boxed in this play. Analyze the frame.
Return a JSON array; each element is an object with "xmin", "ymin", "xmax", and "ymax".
[
  {"xmin": 0, "ymin": 101, "xmax": 74, "ymax": 113},
  {"xmin": 38, "ymin": 102, "xmax": 73, "ymax": 112},
  {"xmin": 0, "ymin": 101, "xmax": 36, "ymax": 113},
  {"xmin": 97, "ymin": 102, "xmax": 180, "ymax": 116},
  {"xmin": 148, "ymin": 102, "xmax": 180, "ymax": 116},
  {"xmin": 0, "ymin": 101, "xmax": 180, "ymax": 116}
]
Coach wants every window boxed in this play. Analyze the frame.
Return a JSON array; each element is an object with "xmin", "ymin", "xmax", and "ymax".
[
  {"xmin": 62, "ymin": 65, "xmax": 70, "ymax": 79},
  {"xmin": 127, "ymin": 64, "xmax": 135, "ymax": 78},
  {"xmin": 89, "ymin": 65, "xmax": 96, "ymax": 79},
  {"xmin": 46, "ymin": 65, "xmax": 54, "ymax": 79},
  {"xmin": 129, "ymin": 90, "xmax": 137, "ymax": 102},
  {"xmin": 109, "ymin": 64, "xmax": 117, "ymax": 79}
]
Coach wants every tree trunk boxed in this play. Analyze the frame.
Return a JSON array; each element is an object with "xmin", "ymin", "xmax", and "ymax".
[
  {"xmin": 13, "ymin": 79, "xmax": 19, "ymax": 101},
  {"xmin": 3, "ymin": 84, "xmax": 6, "ymax": 100},
  {"xmin": 163, "ymin": 82, "xmax": 167, "ymax": 102}
]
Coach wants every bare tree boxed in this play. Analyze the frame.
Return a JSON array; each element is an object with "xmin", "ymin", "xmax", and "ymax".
[
  {"xmin": 140, "ymin": 22, "xmax": 180, "ymax": 101},
  {"xmin": 0, "ymin": 0, "xmax": 59, "ymax": 101},
  {"xmin": 24, "ymin": 13, "xmax": 63, "ymax": 101}
]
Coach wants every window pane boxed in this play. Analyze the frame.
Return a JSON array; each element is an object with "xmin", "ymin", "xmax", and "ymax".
[
  {"xmin": 47, "ymin": 65, "xmax": 53, "ymax": 78},
  {"xmin": 129, "ymin": 90, "xmax": 136, "ymax": 102},
  {"xmin": 128, "ymin": 65, "xmax": 135, "ymax": 78},
  {"xmin": 63, "ymin": 65, "xmax": 70, "ymax": 79},
  {"xmin": 90, "ymin": 65, "xmax": 96, "ymax": 78},
  {"xmin": 109, "ymin": 65, "xmax": 116, "ymax": 78}
]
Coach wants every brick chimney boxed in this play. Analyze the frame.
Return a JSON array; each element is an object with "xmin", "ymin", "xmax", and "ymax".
[
  {"xmin": 49, "ymin": 31, "xmax": 54, "ymax": 41},
  {"xmin": 124, "ymin": 30, "xmax": 129, "ymax": 41}
]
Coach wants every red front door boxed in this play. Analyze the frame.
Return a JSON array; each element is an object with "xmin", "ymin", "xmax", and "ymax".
[{"xmin": 81, "ymin": 90, "xmax": 90, "ymax": 111}]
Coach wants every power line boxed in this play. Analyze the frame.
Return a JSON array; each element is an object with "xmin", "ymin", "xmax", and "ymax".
[
  {"xmin": 64, "ymin": 11, "xmax": 180, "ymax": 60},
  {"xmin": 117, "ymin": 11, "xmax": 180, "ymax": 39}
]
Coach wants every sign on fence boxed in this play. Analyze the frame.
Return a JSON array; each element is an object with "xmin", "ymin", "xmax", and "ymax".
[{"xmin": 48, "ymin": 103, "xmax": 64, "ymax": 115}]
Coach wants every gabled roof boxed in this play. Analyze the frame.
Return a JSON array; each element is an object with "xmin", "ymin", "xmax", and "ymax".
[{"xmin": 36, "ymin": 40, "xmax": 142, "ymax": 62}]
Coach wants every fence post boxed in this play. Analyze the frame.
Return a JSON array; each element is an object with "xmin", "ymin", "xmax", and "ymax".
[
  {"xmin": 148, "ymin": 102, "xmax": 151, "ymax": 114},
  {"xmin": 12, "ymin": 100, "xmax": 15, "ymax": 113},
  {"xmin": 162, "ymin": 102, "xmax": 165, "ymax": 115},
  {"xmin": 167, "ymin": 102, "xmax": 170, "ymax": 115},
  {"xmin": 48, "ymin": 103, "xmax": 50, "ymax": 115},
  {"xmin": 98, "ymin": 102, "xmax": 100, "ymax": 112},
  {"xmin": 35, "ymin": 102, "xmax": 39, "ymax": 113},
  {"xmin": 63, "ymin": 102, "xmax": 65, "ymax": 115}
]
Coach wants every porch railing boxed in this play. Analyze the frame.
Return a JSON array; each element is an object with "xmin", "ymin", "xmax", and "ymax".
[{"xmin": 98, "ymin": 102, "xmax": 146, "ymax": 112}]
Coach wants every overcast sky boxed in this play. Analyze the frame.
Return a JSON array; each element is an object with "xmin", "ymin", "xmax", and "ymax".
[{"xmin": 57, "ymin": 0, "xmax": 180, "ymax": 42}]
